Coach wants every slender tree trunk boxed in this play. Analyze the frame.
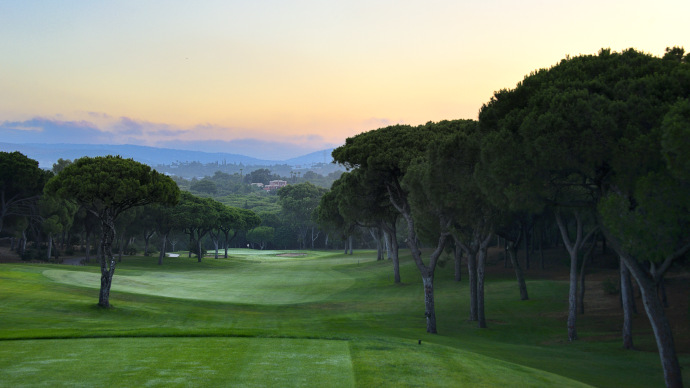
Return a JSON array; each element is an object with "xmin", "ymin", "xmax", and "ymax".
[
  {"xmin": 454, "ymin": 244, "xmax": 462, "ymax": 282},
  {"xmin": 348, "ymin": 236, "xmax": 353, "ymax": 255},
  {"xmin": 539, "ymin": 228, "xmax": 545, "ymax": 270},
  {"xmin": 523, "ymin": 223, "xmax": 531, "ymax": 270},
  {"xmin": 635, "ymin": 268, "xmax": 682, "ymax": 388},
  {"xmin": 370, "ymin": 228, "xmax": 383, "ymax": 261},
  {"xmin": 21, "ymin": 230, "xmax": 27, "ymax": 256},
  {"xmin": 158, "ymin": 233, "xmax": 167, "ymax": 265},
  {"xmin": 98, "ymin": 218, "xmax": 116, "ymax": 308},
  {"xmin": 84, "ymin": 231, "xmax": 91, "ymax": 263},
  {"xmin": 47, "ymin": 235, "xmax": 53, "ymax": 261},
  {"xmin": 578, "ymin": 240, "xmax": 596, "ymax": 314},
  {"xmin": 391, "ymin": 234, "xmax": 400, "ymax": 283},
  {"xmin": 466, "ymin": 247, "xmax": 478, "ymax": 322},
  {"xmin": 556, "ymin": 210, "xmax": 597, "ymax": 342},
  {"xmin": 384, "ymin": 231, "xmax": 391, "ymax": 259},
  {"xmin": 382, "ymin": 223, "xmax": 401, "ymax": 283},
  {"xmin": 197, "ymin": 238, "xmax": 203, "ymax": 263},
  {"xmin": 605, "ymin": 230, "xmax": 684, "ymax": 388},
  {"xmin": 477, "ymin": 238, "xmax": 490, "ymax": 329},
  {"xmin": 566, "ymin": 246, "xmax": 578, "ymax": 341},
  {"xmin": 223, "ymin": 231, "xmax": 229, "ymax": 258},
  {"xmin": 620, "ymin": 257, "xmax": 635, "ymax": 350},
  {"xmin": 507, "ymin": 241, "xmax": 529, "ymax": 300}
]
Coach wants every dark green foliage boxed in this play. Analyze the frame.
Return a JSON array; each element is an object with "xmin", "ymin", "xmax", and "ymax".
[
  {"xmin": 478, "ymin": 47, "xmax": 690, "ymax": 387},
  {"xmin": 44, "ymin": 155, "xmax": 180, "ymax": 307},
  {"xmin": 0, "ymin": 151, "xmax": 52, "ymax": 233},
  {"xmin": 45, "ymin": 156, "xmax": 180, "ymax": 218}
]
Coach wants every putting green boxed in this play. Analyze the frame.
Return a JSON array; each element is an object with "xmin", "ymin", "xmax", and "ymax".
[
  {"xmin": 0, "ymin": 337, "xmax": 355, "ymax": 387},
  {"xmin": 42, "ymin": 260, "xmax": 355, "ymax": 305}
]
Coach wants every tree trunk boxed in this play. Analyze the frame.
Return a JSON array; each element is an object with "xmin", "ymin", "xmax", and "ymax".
[
  {"xmin": 507, "ymin": 241, "xmax": 529, "ymax": 300},
  {"xmin": 84, "ymin": 230, "xmax": 91, "ymax": 263},
  {"xmin": 391, "ymin": 234, "xmax": 400, "ymax": 283},
  {"xmin": 454, "ymin": 244, "xmax": 462, "ymax": 282},
  {"xmin": 370, "ymin": 228, "xmax": 383, "ymax": 261},
  {"xmin": 348, "ymin": 235, "xmax": 353, "ymax": 255},
  {"xmin": 523, "ymin": 222, "xmax": 531, "ymax": 270},
  {"xmin": 620, "ymin": 257, "xmax": 635, "ymax": 350},
  {"xmin": 555, "ymin": 210, "xmax": 597, "ymax": 342},
  {"xmin": 98, "ymin": 218, "xmax": 116, "ymax": 308},
  {"xmin": 197, "ymin": 238, "xmax": 203, "ymax": 263},
  {"xmin": 158, "ymin": 233, "xmax": 167, "ymax": 266},
  {"xmin": 47, "ymin": 235, "xmax": 53, "ymax": 261},
  {"xmin": 466, "ymin": 247, "xmax": 478, "ymax": 322},
  {"xmin": 578, "ymin": 240, "xmax": 596, "ymax": 314},
  {"xmin": 539, "ymin": 228, "xmax": 545, "ymax": 270},
  {"xmin": 384, "ymin": 231, "xmax": 391, "ymax": 259},
  {"xmin": 223, "ymin": 231, "xmax": 229, "ymax": 258},
  {"xmin": 605, "ymin": 229, "xmax": 684, "ymax": 388},
  {"xmin": 422, "ymin": 273, "xmax": 437, "ymax": 333},
  {"xmin": 635, "ymin": 266, "xmax": 682, "ymax": 388},
  {"xmin": 477, "ymin": 238, "xmax": 489, "ymax": 329},
  {"xmin": 21, "ymin": 230, "xmax": 27, "ymax": 256},
  {"xmin": 382, "ymin": 223, "xmax": 401, "ymax": 283},
  {"xmin": 566, "ymin": 246, "xmax": 578, "ymax": 341}
]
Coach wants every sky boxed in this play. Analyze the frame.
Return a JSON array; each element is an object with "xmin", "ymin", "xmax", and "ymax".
[{"xmin": 0, "ymin": 1, "xmax": 688, "ymax": 160}]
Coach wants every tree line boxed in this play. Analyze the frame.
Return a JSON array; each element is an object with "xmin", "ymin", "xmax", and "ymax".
[{"xmin": 318, "ymin": 47, "xmax": 689, "ymax": 387}]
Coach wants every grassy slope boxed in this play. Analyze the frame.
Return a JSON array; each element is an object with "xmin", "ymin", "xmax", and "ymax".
[{"xmin": 0, "ymin": 249, "xmax": 687, "ymax": 387}]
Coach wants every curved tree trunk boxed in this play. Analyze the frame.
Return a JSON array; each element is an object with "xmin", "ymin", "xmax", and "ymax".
[
  {"xmin": 604, "ymin": 229, "xmax": 684, "ymax": 388},
  {"xmin": 620, "ymin": 257, "xmax": 635, "ymax": 350},
  {"xmin": 635, "ymin": 266, "xmax": 682, "ymax": 387}
]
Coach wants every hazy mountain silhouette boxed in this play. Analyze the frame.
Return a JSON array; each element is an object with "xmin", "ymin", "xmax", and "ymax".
[{"xmin": 0, "ymin": 142, "xmax": 336, "ymax": 169}]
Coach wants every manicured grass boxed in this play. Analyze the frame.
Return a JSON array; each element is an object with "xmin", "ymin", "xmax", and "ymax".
[
  {"xmin": 0, "ymin": 249, "xmax": 688, "ymax": 387},
  {"xmin": 0, "ymin": 337, "xmax": 354, "ymax": 387}
]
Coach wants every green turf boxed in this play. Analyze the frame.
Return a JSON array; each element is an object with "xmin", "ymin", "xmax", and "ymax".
[
  {"xmin": 1, "ymin": 249, "xmax": 688, "ymax": 387},
  {"xmin": 0, "ymin": 337, "xmax": 354, "ymax": 387}
]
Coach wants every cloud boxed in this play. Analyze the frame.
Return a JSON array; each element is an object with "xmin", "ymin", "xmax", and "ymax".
[
  {"xmin": 0, "ymin": 117, "xmax": 114, "ymax": 143},
  {"xmin": 0, "ymin": 115, "xmax": 339, "ymax": 159}
]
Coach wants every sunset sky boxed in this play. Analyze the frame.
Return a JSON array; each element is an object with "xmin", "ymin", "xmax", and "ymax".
[{"xmin": 1, "ymin": 1, "xmax": 687, "ymax": 159}]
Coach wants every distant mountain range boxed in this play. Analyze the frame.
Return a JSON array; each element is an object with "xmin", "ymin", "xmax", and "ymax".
[{"xmin": 0, "ymin": 143, "xmax": 337, "ymax": 169}]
